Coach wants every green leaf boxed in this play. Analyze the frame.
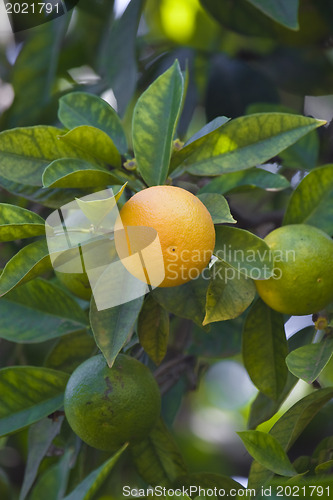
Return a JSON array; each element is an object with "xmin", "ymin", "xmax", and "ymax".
[
  {"xmin": 190, "ymin": 317, "xmax": 243, "ymax": 359},
  {"xmin": 248, "ymin": 387, "xmax": 333, "ymax": 489},
  {"xmin": 58, "ymin": 91, "xmax": 127, "ymax": 154},
  {"xmin": 3, "ymin": 18, "xmax": 67, "ymax": 128},
  {"xmin": 0, "ymin": 174, "xmax": 89, "ymax": 209},
  {"xmin": 0, "ymin": 204, "xmax": 45, "ymax": 241},
  {"xmin": 89, "ymin": 295, "xmax": 144, "ymax": 367},
  {"xmin": 138, "ymin": 295, "xmax": 169, "ymax": 365},
  {"xmin": 19, "ymin": 418, "xmax": 64, "ymax": 500},
  {"xmin": 185, "ymin": 116, "xmax": 230, "ymax": 145},
  {"xmin": 0, "ymin": 239, "xmax": 52, "ymax": 297},
  {"xmin": 246, "ymin": 103, "xmax": 319, "ymax": 170},
  {"xmin": 310, "ymin": 435, "xmax": 333, "ymax": 465},
  {"xmin": 248, "ymin": 326, "xmax": 315, "ymax": 429},
  {"xmin": 197, "ymin": 194, "xmax": 236, "ymax": 224},
  {"xmin": 200, "ymin": 0, "xmax": 279, "ymax": 38},
  {"xmin": 29, "ymin": 448, "xmax": 72, "ymax": 500},
  {"xmin": 63, "ymin": 445, "xmax": 127, "ymax": 500},
  {"xmin": 58, "ymin": 126, "xmax": 121, "ymax": 167},
  {"xmin": 286, "ymin": 337, "xmax": 333, "ymax": 384},
  {"xmin": 0, "ymin": 278, "xmax": 88, "ymax": 343},
  {"xmin": 174, "ymin": 473, "xmax": 244, "ymax": 496},
  {"xmin": 198, "ymin": 168, "xmax": 290, "ymax": 195},
  {"xmin": 246, "ymin": 0, "xmax": 299, "ymax": 30},
  {"xmin": 74, "ymin": 182, "xmax": 127, "ymax": 227},
  {"xmin": 133, "ymin": 60, "xmax": 184, "ymax": 186},
  {"xmin": 275, "ymin": 388, "xmax": 333, "ymax": 449},
  {"xmin": 130, "ymin": 418, "xmax": 187, "ymax": 488},
  {"xmin": 315, "ymin": 459, "xmax": 333, "ymax": 475},
  {"xmin": 283, "ymin": 164, "xmax": 333, "ymax": 236},
  {"xmin": 214, "ymin": 226, "xmax": 274, "ymax": 279},
  {"xmin": 0, "ymin": 126, "xmax": 99, "ymax": 186},
  {"xmin": 242, "ymin": 299, "xmax": 288, "ymax": 400},
  {"xmin": 203, "ymin": 260, "xmax": 256, "ymax": 325},
  {"xmin": 0, "ymin": 366, "xmax": 69, "ymax": 437},
  {"xmin": 44, "ymin": 331, "xmax": 96, "ymax": 373},
  {"xmin": 153, "ymin": 275, "xmax": 209, "ymax": 327},
  {"xmin": 42, "ymin": 158, "xmax": 121, "ymax": 188},
  {"xmin": 238, "ymin": 431, "xmax": 296, "ymax": 476},
  {"xmin": 171, "ymin": 113, "xmax": 325, "ymax": 176},
  {"xmin": 98, "ymin": 0, "xmax": 143, "ymax": 115}
]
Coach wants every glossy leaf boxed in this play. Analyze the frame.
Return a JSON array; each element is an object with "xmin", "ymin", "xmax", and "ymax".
[
  {"xmin": 0, "ymin": 126, "xmax": 97, "ymax": 186},
  {"xmin": 138, "ymin": 295, "xmax": 170, "ymax": 365},
  {"xmin": 283, "ymin": 164, "xmax": 333, "ymax": 236},
  {"xmin": 0, "ymin": 239, "xmax": 52, "ymax": 297},
  {"xmin": 0, "ymin": 278, "xmax": 88, "ymax": 343},
  {"xmin": 0, "ymin": 366, "xmax": 69, "ymax": 437},
  {"xmin": 197, "ymin": 193, "xmax": 236, "ymax": 224},
  {"xmin": 238, "ymin": 431, "xmax": 296, "ymax": 476},
  {"xmin": 286, "ymin": 337, "xmax": 333, "ymax": 384},
  {"xmin": 58, "ymin": 91, "xmax": 127, "ymax": 154},
  {"xmin": 133, "ymin": 60, "xmax": 184, "ymax": 186},
  {"xmin": 242, "ymin": 299, "xmax": 288, "ymax": 400},
  {"xmin": 44, "ymin": 331, "xmax": 96, "ymax": 373},
  {"xmin": 42, "ymin": 158, "xmax": 120, "ymax": 188},
  {"xmin": 63, "ymin": 445, "xmax": 127, "ymax": 500},
  {"xmin": 98, "ymin": 0, "xmax": 143, "ymax": 115},
  {"xmin": 203, "ymin": 260, "xmax": 256, "ymax": 325},
  {"xmin": 30, "ymin": 448, "xmax": 72, "ymax": 500},
  {"xmin": 0, "ymin": 204, "xmax": 45, "ymax": 241},
  {"xmin": 198, "ymin": 168, "xmax": 290, "ymax": 196},
  {"xmin": 248, "ymin": 326, "xmax": 315, "ymax": 429},
  {"xmin": 171, "ymin": 113, "xmax": 325, "ymax": 176},
  {"xmin": 130, "ymin": 418, "xmax": 187, "ymax": 488},
  {"xmin": 246, "ymin": 103, "xmax": 319, "ymax": 170},
  {"xmin": 0, "ymin": 174, "xmax": 89, "ymax": 209},
  {"xmin": 185, "ymin": 116, "xmax": 230, "ymax": 145},
  {"xmin": 248, "ymin": 387, "xmax": 333, "ymax": 489},
  {"xmin": 20, "ymin": 418, "xmax": 64, "ymax": 500},
  {"xmin": 246, "ymin": 0, "xmax": 299, "ymax": 29},
  {"xmin": 200, "ymin": 0, "xmax": 274, "ymax": 37},
  {"xmin": 58, "ymin": 126, "xmax": 121, "ymax": 167},
  {"xmin": 214, "ymin": 226, "xmax": 274, "ymax": 279},
  {"xmin": 90, "ymin": 295, "xmax": 144, "ymax": 367},
  {"xmin": 153, "ymin": 275, "xmax": 209, "ymax": 327}
]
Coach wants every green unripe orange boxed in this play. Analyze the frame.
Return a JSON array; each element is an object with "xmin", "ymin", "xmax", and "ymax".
[
  {"xmin": 64, "ymin": 354, "xmax": 161, "ymax": 451},
  {"xmin": 255, "ymin": 224, "xmax": 333, "ymax": 315}
]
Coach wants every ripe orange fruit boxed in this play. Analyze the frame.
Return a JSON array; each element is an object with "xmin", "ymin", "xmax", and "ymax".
[
  {"xmin": 64, "ymin": 354, "xmax": 161, "ymax": 451},
  {"xmin": 255, "ymin": 224, "xmax": 333, "ymax": 315},
  {"xmin": 114, "ymin": 186, "xmax": 215, "ymax": 287}
]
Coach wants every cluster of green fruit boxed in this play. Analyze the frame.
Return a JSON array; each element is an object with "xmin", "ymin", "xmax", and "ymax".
[{"xmin": 62, "ymin": 188, "xmax": 333, "ymax": 451}]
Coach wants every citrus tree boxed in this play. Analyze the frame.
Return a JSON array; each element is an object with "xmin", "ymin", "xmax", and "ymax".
[{"xmin": 1, "ymin": 1, "xmax": 333, "ymax": 499}]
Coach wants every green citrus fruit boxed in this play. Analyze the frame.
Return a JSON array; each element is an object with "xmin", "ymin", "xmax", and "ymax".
[
  {"xmin": 55, "ymin": 270, "xmax": 92, "ymax": 301},
  {"xmin": 64, "ymin": 354, "xmax": 161, "ymax": 451},
  {"xmin": 255, "ymin": 224, "xmax": 333, "ymax": 315}
]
